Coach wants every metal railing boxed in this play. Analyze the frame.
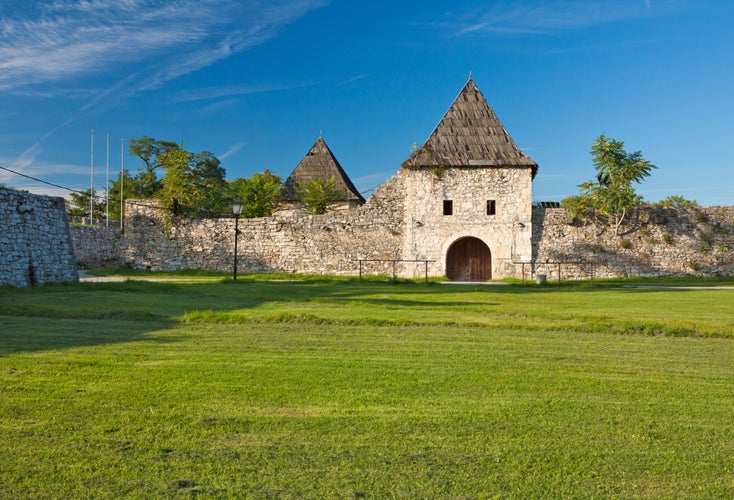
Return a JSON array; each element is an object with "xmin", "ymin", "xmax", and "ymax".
[{"xmin": 356, "ymin": 259, "xmax": 435, "ymax": 282}]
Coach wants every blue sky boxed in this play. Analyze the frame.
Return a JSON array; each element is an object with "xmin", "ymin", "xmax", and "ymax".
[{"xmin": 1, "ymin": 0, "xmax": 732, "ymax": 206}]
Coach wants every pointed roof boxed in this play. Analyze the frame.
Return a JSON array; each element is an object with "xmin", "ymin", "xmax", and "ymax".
[
  {"xmin": 402, "ymin": 78, "xmax": 538, "ymax": 177},
  {"xmin": 281, "ymin": 136, "xmax": 365, "ymax": 203}
]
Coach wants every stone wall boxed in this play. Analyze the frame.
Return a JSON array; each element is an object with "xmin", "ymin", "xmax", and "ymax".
[
  {"xmin": 531, "ymin": 206, "xmax": 734, "ymax": 280},
  {"xmin": 119, "ymin": 172, "xmax": 409, "ymax": 277},
  {"xmin": 0, "ymin": 190, "xmax": 78, "ymax": 287},
  {"xmin": 69, "ymin": 225, "xmax": 122, "ymax": 269},
  {"xmin": 116, "ymin": 170, "xmax": 734, "ymax": 280}
]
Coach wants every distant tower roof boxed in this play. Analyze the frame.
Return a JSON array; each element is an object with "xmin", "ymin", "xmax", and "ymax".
[
  {"xmin": 281, "ymin": 136, "xmax": 366, "ymax": 203},
  {"xmin": 402, "ymin": 77, "xmax": 538, "ymax": 177}
]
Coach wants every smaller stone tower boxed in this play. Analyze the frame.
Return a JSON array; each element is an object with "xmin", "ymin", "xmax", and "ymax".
[{"xmin": 278, "ymin": 136, "xmax": 365, "ymax": 215}]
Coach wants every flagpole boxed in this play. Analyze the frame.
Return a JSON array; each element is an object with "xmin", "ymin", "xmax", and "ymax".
[
  {"xmin": 106, "ymin": 132, "xmax": 110, "ymax": 227},
  {"xmin": 90, "ymin": 129, "xmax": 94, "ymax": 224},
  {"xmin": 120, "ymin": 138, "xmax": 125, "ymax": 230}
]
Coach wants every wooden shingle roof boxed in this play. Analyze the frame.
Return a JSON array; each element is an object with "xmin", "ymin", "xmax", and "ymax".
[
  {"xmin": 281, "ymin": 136, "xmax": 365, "ymax": 203},
  {"xmin": 402, "ymin": 78, "xmax": 538, "ymax": 177}
]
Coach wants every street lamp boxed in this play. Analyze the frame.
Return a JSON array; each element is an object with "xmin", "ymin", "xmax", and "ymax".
[{"xmin": 232, "ymin": 200, "xmax": 243, "ymax": 280}]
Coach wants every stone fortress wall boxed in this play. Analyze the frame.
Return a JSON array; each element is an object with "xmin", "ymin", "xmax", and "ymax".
[
  {"xmin": 118, "ymin": 171, "xmax": 409, "ymax": 277},
  {"xmin": 0, "ymin": 190, "xmax": 78, "ymax": 287},
  {"xmin": 69, "ymin": 225, "xmax": 121, "ymax": 269},
  {"xmin": 98, "ymin": 174, "xmax": 733, "ymax": 280},
  {"xmin": 531, "ymin": 206, "xmax": 734, "ymax": 280}
]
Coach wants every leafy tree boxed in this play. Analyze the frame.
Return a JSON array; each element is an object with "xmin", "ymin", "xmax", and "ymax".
[
  {"xmin": 654, "ymin": 195, "xmax": 698, "ymax": 208},
  {"xmin": 188, "ymin": 151, "xmax": 227, "ymax": 214},
  {"xmin": 228, "ymin": 170, "xmax": 282, "ymax": 218},
  {"xmin": 296, "ymin": 176, "xmax": 341, "ymax": 215},
  {"xmin": 122, "ymin": 136, "xmax": 228, "ymax": 216},
  {"xmin": 67, "ymin": 189, "xmax": 105, "ymax": 220},
  {"xmin": 128, "ymin": 135, "xmax": 178, "ymax": 197},
  {"xmin": 157, "ymin": 142, "xmax": 191, "ymax": 215},
  {"xmin": 563, "ymin": 134, "xmax": 655, "ymax": 234},
  {"xmin": 106, "ymin": 169, "xmax": 140, "ymax": 222}
]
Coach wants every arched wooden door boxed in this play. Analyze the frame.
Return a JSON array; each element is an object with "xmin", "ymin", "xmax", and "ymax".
[{"xmin": 446, "ymin": 237, "xmax": 492, "ymax": 282}]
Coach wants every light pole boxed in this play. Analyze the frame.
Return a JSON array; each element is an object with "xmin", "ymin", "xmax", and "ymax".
[{"xmin": 232, "ymin": 200, "xmax": 243, "ymax": 280}]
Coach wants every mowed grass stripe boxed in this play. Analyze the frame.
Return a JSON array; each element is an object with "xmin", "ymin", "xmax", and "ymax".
[{"xmin": 0, "ymin": 279, "xmax": 733, "ymax": 497}]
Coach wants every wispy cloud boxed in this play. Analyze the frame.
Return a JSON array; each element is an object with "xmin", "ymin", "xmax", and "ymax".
[
  {"xmin": 0, "ymin": 0, "xmax": 327, "ymax": 176},
  {"xmin": 8, "ymin": 143, "xmax": 44, "ymax": 172},
  {"xmin": 0, "ymin": 153, "xmax": 89, "ymax": 187},
  {"xmin": 175, "ymin": 82, "xmax": 319, "ymax": 103},
  {"xmin": 442, "ymin": 0, "xmax": 683, "ymax": 37},
  {"xmin": 0, "ymin": 0, "xmax": 328, "ymax": 94},
  {"xmin": 219, "ymin": 141, "xmax": 247, "ymax": 160},
  {"xmin": 336, "ymin": 74, "xmax": 368, "ymax": 87}
]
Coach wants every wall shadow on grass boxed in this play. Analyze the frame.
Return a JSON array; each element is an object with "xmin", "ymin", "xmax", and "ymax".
[
  {"xmin": 0, "ymin": 277, "xmax": 729, "ymax": 354},
  {"xmin": 0, "ymin": 315, "xmax": 175, "ymax": 355}
]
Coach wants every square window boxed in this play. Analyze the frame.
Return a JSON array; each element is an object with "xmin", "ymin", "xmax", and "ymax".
[
  {"xmin": 487, "ymin": 200, "xmax": 496, "ymax": 215},
  {"xmin": 443, "ymin": 200, "xmax": 453, "ymax": 216}
]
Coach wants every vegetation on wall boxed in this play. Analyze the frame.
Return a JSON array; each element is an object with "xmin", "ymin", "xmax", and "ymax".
[
  {"xmin": 562, "ymin": 134, "xmax": 656, "ymax": 234},
  {"xmin": 653, "ymin": 194, "xmax": 698, "ymax": 208},
  {"xmin": 229, "ymin": 170, "xmax": 282, "ymax": 218},
  {"xmin": 296, "ymin": 176, "xmax": 341, "ymax": 215}
]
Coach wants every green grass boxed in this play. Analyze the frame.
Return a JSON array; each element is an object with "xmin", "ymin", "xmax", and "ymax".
[{"xmin": 1, "ymin": 278, "xmax": 733, "ymax": 497}]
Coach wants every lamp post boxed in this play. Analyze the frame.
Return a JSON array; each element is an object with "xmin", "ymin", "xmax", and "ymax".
[{"xmin": 232, "ymin": 200, "xmax": 243, "ymax": 280}]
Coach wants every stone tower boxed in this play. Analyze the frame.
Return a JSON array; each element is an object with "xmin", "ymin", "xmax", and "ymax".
[
  {"xmin": 278, "ymin": 136, "xmax": 365, "ymax": 215},
  {"xmin": 400, "ymin": 77, "xmax": 538, "ymax": 281}
]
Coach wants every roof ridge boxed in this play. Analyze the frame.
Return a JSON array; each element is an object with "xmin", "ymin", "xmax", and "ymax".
[
  {"xmin": 281, "ymin": 136, "xmax": 366, "ymax": 203},
  {"xmin": 402, "ymin": 78, "xmax": 538, "ymax": 177}
]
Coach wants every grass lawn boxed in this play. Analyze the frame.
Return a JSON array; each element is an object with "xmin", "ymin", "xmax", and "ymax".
[{"xmin": 1, "ymin": 277, "xmax": 733, "ymax": 497}]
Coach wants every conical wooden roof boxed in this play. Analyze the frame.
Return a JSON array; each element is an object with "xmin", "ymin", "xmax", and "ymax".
[
  {"xmin": 402, "ymin": 78, "xmax": 538, "ymax": 177},
  {"xmin": 281, "ymin": 136, "xmax": 365, "ymax": 203}
]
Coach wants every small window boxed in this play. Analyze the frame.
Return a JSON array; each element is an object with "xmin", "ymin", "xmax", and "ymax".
[
  {"xmin": 486, "ymin": 200, "xmax": 496, "ymax": 216},
  {"xmin": 443, "ymin": 200, "xmax": 453, "ymax": 216}
]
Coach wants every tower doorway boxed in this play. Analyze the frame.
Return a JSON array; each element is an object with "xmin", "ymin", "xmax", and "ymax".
[{"xmin": 446, "ymin": 237, "xmax": 492, "ymax": 282}]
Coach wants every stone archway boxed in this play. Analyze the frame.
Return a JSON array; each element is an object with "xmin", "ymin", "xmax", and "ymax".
[{"xmin": 446, "ymin": 237, "xmax": 492, "ymax": 282}]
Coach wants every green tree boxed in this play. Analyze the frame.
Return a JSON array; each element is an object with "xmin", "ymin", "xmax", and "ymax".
[
  {"xmin": 188, "ymin": 151, "xmax": 227, "ymax": 214},
  {"xmin": 67, "ymin": 189, "xmax": 105, "ymax": 220},
  {"xmin": 157, "ymin": 143, "xmax": 191, "ymax": 215},
  {"xmin": 563, "ymin": 134, "xmax": 656, "ymax": 234},
  {"xmin": 123, "ymin": 136, "xmax": 229, "ymax": 216},
  {"xmin": 128, "ymin": 135, "xmax": 178, "ymax": 197},
  {"xmin": 228, "ymin": 170, "xmax": 282, "ymax": 218},
  {"xmin": 296, "ymin": 176, "xmax": 341, "ymax": 215}
]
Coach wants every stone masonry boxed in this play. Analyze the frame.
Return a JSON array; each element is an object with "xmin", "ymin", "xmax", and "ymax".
[
  {"xmin": 532, "ymin": 206, "xmax": 734, "ymax": 280},
  {"xmin": 68, "ymin": 225, "xmax": 121, "ymax": 269},
  {"xmin": 0, "ymin": 190, "xmax": 78, "ymax": 287},
  {"xmin": 120, "ymin": 172, "xmax": 409, "ymax": 277},
  {"xmin": 401, "ymin": 167, "xmax": 533, "ymax": 279}
]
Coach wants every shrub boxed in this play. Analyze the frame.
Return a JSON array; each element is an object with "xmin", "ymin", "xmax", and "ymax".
[
  {"xmin": 620, "ymin": 238, "xmax": 632, "ymax": 249},
  {"xmin": 654, "ymin": 195, "xmax": 698, "ymax": 208},
  {"xmin": 662, "ymin": 233, "xmax": 673, "ymax": 244},
  {"xmin": 698, "ymin": 231, "xmax": 714, "ymax": 245}
]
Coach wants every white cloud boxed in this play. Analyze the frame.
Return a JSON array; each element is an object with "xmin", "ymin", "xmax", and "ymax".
[
  {"xmin": 0, "ymin": 0, "xmax": 327, "ymax": 178},
  {"xmin": 444, "ymin": 0, "xmax": 684, "ymax": 36},
  {"xmin": 219, "ymin": 141, "xmax": 247, "ymax": 160},
  {"xmin": 174, "ymin": 82, "xmax": 319, "ymax": 103},
  {"xmin": 0, "ymin": 0, "xmax": 328, "ymax": 93}
]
